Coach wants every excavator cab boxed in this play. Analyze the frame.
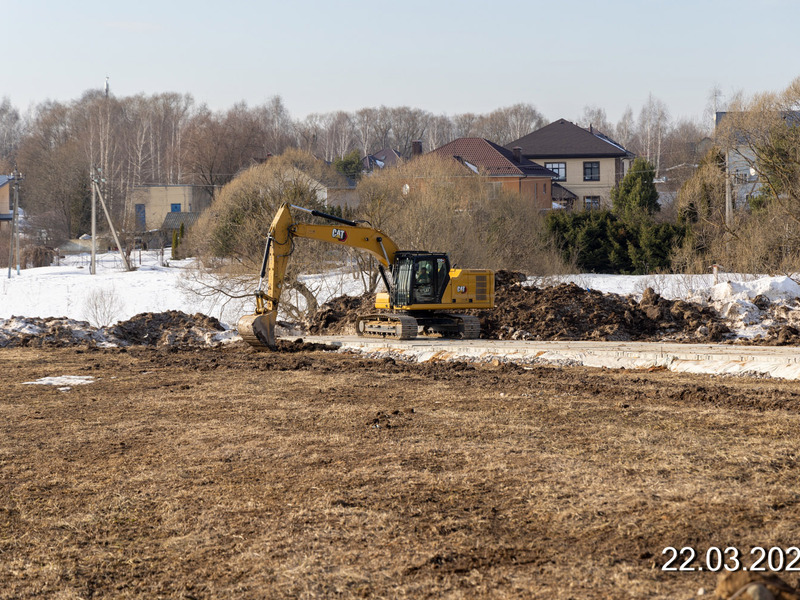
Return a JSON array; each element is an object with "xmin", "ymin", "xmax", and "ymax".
[{"xmin": 391, "ymin": 252, "xmax": 449, "ymax": 307}]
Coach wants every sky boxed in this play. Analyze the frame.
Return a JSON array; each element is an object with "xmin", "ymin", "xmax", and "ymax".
[{"xmin": 4, "ymin": 0, "xmax": 800, "ymax": 127}]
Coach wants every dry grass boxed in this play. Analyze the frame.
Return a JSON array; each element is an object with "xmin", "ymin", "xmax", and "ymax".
[{"xmin": 2, "ymin": 346, "xmax": 800, "ymax": 598}]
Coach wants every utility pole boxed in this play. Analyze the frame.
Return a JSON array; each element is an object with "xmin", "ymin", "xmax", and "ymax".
[
  {"xmin": 725, "ymin": 149, "xmax": 733, "ymax": 228},
  {"xmin": 91, "ymin": 167, "xmax": 131, "ymax": 272},
  {"xmin": 6, "ymin": 167, "xmax": 22, "ymax": 279},
  {"xmin": 90, "ymin": 165, "xmax": 96, "ymax": 274}
]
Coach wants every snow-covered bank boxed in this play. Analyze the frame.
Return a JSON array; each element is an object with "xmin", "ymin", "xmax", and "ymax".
[
  {"xmin": 315, "ymin": 337, "xmax": 800, "ymax": 381},
  {"xmin": 0, "ymin": 251, "xmax": 242, "ymax": 325},
  {"xmin": 0, "ymin": 251, "xmax": 369, "ymax": 327},
  {"xmin": 3, "ymin": 251, "xmax": 800, "ymax": 378}
]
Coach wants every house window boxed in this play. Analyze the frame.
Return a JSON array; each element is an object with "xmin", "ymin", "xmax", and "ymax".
[
  {"xmin": 584, "ymin": 196, "xmax": 601, "ymax": 210},
  {"xmin": 135, "ymin": 204, "xmax": 146, "ymax": 231},
  {"xmin": 170, "ymin": 203, "xmax": 182, "ymax": 212},
  {"xmin": 486, "ymin": 182, "xmax": 502, "ymax": 200},
  {"xmin": 545, "ymin": 162, "xmax": 566, "ymax": 181},
  {"xmin": 583, "ymin": 161, "xmax": 600, "ymax": 181}
]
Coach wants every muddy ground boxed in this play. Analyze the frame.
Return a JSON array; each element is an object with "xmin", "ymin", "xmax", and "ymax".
[{"xmin": 3, "ymin": 344, "xmax": 800, "ymax": 598}]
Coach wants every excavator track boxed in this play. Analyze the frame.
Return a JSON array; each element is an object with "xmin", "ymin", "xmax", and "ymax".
[
  {"xmin": 356, "ymin": 314, "xmax": 418, "ymax": 340},
  {"xmin": 354, "ymin": 313, "xmax": 482, "ymax": 341},
  {"xmin": 442, "ymin": 313, "xmax": 481, "ymax": 339}
]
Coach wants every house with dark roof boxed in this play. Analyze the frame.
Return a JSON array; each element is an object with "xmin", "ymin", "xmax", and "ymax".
[
  {"xmin": 0, "ymin": 175, "xmax": 12, "ymax": 231},
  {"xmin": 361, "ymin": 147, "xmax": 402, "ymax": 173},
  {"xmin": 506, "ymin": 119, "xmax": 634, "ymax": 210},
  {"xmin": 430, "ymin": 138, "xmax": 559, "ymax": 210}
]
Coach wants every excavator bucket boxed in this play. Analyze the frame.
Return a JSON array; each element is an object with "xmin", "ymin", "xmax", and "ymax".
[{"xmin": 237, "ymin": 311, "xmax": 278, "ymax": 350}]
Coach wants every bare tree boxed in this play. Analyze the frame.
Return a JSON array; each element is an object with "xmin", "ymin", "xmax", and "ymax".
[
  {"xmin": 389, "ymin": 106, "xmax": 430, "ymax": 156},
  {"xmin": 17, "ymin": 101, "xmax": 88, "ymax": 242},
  {"xmin": 717, "ymin": 78, "xmax": 800, "ymax": 225},
  {"xmin": 0, "ymin": 97, "xmax": 24, "ymax": 165},
  {"xmin": 373, "ymin": 106, "xmax": 394, "ymax": 151},
  {"xmin": 471, "ymin": 104, "xmax": 544, "ymax": 146},
  {"xmin": 425, "ymin": 114, "xmax": 455, "ymax": 151},
  {"xmin": 319, "ymin": 111, "xmax": 354, "ymax": 161},
  {"xmin": 354, "ymin": 107, "xmax": 378, "ymax": 157},
  {"xmin": 637, "ymin": 94, "xmax": 670, "ymax": 176},
  {"xmin": 452, "ymin": 112, "xmax": 478, "ymax": 138},
  {"xmin": 504, "ymin": 103, "xmax": 546, "ymax": 142},
  {"xmin": 614, "ymin": 107, "xmax": 636, "ymax": 149},
  {"xmin": 254, "ymin": 95, "xmax": 294, "ymax": 156},
  {"xmin": 578, "ymin": 105, "xmax": 613, "ymax": 134},
  {"xmin": 295, "ymin": 113, "xmax": 323, "ymax": 154},
  {"xmin": 185, "ymin": 102, "xmax": 265, "ymax": 197}
]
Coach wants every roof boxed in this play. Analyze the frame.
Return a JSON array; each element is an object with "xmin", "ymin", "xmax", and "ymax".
[
  {"xmin": 552, "ymin": 183, "xmax": 578, "ymax": 200},
  {"xmin": 362, "ymin": 147, "xmax": 402, "ymax": 171},
  {"xmin": 0, "ymin": 175, "xmax": 10, "ymax": 188},
  {"xmin": 430, "ymin": 138, "xmax": 556, "ymax": 178},
  {"xmin": 506, "ymin": 119, "xmax": 633, "ymax": 159},
  {"xmin": 161, "ymin": 211, "xmax": 201, "ymax": 231}
]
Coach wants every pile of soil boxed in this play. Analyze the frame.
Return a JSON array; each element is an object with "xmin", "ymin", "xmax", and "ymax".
[
  {"xmin": 0, "ymin": 317, "xmax": 105, "ymax": 348},
  {"xmin": 110, "ymin": 310, "xmax": 226, "ymax": 348},
  {"xmin": 0, "ymin": 312, "xmax": 232, "ymax": 349},
  {"xmin": 476, "ymin": 275, "xmax": 730, "ymax": 342},
  {"xmin": 305, "ymin": 271, "xmax": 731, "ymax": 343},
  {"xmin": 305, "ymin": 294, "xmax": 375, "ymax": 336}
]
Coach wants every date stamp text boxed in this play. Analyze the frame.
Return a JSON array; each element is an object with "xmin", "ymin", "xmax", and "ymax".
[{"xmin": 662, "ymin": 546, "xmax": 800, "ymax": 572}]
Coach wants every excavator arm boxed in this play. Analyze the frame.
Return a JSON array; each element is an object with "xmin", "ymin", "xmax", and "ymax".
[{"xmin": 237, "ymin": 203, "xmax": 399, "ymax": 349}]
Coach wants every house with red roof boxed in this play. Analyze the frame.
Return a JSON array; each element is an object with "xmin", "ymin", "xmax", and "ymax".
[
  {"xmin": 506, "ymin": 119, "xmax": 634, "ymax": 210},
  {"xmin": 429, "ymin": 138, "xmax": 560, "ymax": 210}
]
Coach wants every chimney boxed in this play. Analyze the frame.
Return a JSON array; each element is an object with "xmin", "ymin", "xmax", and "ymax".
[
  {"xmin": 512, "ymin": 147, "xmax": 522, "ymax": 163},
  {"xmin": 411, "ymin": 140, "xmax": 423, "ymax": 157}
]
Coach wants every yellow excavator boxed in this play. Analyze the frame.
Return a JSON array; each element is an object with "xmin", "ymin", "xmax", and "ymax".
[{"xmin": 237, "ymin": 203, "xmax": 494, "ymax": 349}]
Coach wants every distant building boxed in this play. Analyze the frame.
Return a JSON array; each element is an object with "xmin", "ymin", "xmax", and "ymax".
[
  {"xmin": 130, "ymin": 185, "xmax": 214, "ymax": 233},
  {"xmin": 361, "ymin": 148, "xmax": 403, "ymax": 173},
  {"xmin": 714, "ymin": 111, "xmax": 788, "ymax": 210},
  {"xmin": 0, "ymin": 175, "xmax": 12, "ymax": 231},
  {"xmin": 506, "ymin": 119, "xmax": 635, "ymax": 210},
  {"xmin": 430, "ymin": 138, "xmax": 558, "ymax": 210}
]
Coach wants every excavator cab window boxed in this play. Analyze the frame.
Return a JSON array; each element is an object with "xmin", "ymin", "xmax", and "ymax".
[
  {"xmin": 435, "ymin": 256, "xmax": 448, "ymax": 292},
  {"xmin": 413, "ymin": 258, "xmax": 436, "ymax": 302},
  {"xmin": 392, "ymin": 253, "xmax": 449, "ymax": 306}
]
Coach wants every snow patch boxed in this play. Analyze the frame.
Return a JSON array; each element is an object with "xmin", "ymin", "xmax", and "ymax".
[{"xmin": 23, "ymin": 375, "xmax": 95, "ymax": 386}]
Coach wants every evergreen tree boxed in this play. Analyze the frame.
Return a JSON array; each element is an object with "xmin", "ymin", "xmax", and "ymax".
[
  {"xmin": 332, "ymin": 150, "xmax": 363, "ymax": 180},
  {"xmin": 611, "ymin": 157, "xmax": 659, "ymax": 220}
]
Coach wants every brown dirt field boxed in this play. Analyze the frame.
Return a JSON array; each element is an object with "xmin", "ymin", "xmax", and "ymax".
[{"xmin": 3, "ymin": 344, "xmax": 800, "ymax": 599}]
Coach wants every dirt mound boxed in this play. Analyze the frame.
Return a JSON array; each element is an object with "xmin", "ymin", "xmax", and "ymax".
[
  {"xmin": 306, "ymin": 271, "xmax": 730, "ymax": 343},
  {"xmin": 0, "ymin": 316, "xmax": 106, "ymax": 348},
  {"xmin": 111, "ymin": 311, "xmax": 226, "ymax": 348},
  {"xmin": 476, "ymin": 281, "xmax": 729, "ymax": 342},
  {"xmin": 305, "ymin": 294, "xmax": 375, "ymax": 336}
]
